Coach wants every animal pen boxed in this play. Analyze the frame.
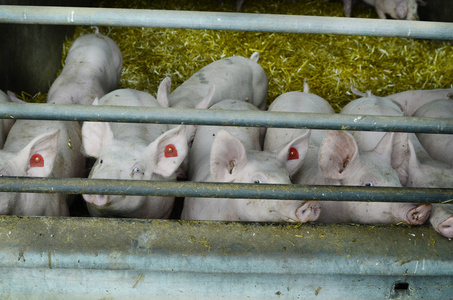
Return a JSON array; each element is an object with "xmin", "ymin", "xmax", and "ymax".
[{"xmin": 0, "ymin": 1, "xmax": 452, "ymax": 299}]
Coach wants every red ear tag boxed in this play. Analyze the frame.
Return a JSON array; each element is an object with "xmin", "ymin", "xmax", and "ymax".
[
  {"xmin": 288, "ymin": 147, "xmax": 299, "ymax": 160},
  {"xmin": 164, "ymin": 144, "xmax": 178, "ymax": 158},
  {"xmin": 30, "ymin": 154, "xmax": 44, "ymax": 167}
]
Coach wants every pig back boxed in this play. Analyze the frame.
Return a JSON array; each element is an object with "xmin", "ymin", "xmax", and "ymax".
[{"xmin": 169, "ymin": 54, "xmax": 268, "ymax": 110}]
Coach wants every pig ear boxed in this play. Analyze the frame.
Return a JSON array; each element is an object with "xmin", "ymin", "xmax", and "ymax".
[
  {"xmin": 156, "ymin": 77, "xmax": 171, "ymax": 108},
  {"xmin": 319, "ymin": 130, "xmax": 360, "ymax": 180},
  {"xmin": 211, "ymin": 130, "xmax": 248, "ymax": 182},
  {"xmin": 16, "ymin": 130, "xmax": 60, "ymax": 177},
  {"xmin": 196, "ymin": 84, "xmax": 215, "ymax": 109},
  {"xmin": 372, "ymin": 132, "xmax": 409, "ymax": 168},
  {"xmin": 276, "ymin": 130, "xmax": 310, "ymax": 177},
  {"xmin": 147, "ymin": 125, "xmax": 189, "ymax": 178},
  {"xmin": 81, "ymin": 121, "xmax": 114, "ymax": 158},
  {"xmin": 394, "ymin": 137, "xmax": 418, "ymax": 186}
]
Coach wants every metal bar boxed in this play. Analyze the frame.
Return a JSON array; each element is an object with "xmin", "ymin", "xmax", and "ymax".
[
  {"xmin": 0, "ymin": 176, "xmax": 452, "ymax": 203},
  {"xmin": 1, "ymin": 102, "xmax": 453, "ymax": 133},
  {"xmin": 1, "ymin": 5, "xmax": 453, "ymax": 40}
]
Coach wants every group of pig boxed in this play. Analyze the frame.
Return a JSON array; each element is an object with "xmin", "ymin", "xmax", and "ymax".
[{"xmin": 1, "ymin": 27, "xmax": 452, "ymax": 239}]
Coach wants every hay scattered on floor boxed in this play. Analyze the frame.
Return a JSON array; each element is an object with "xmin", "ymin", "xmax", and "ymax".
[{"xmin": 54, "ymin": 0, "xmax": 453, "ymax": 111}]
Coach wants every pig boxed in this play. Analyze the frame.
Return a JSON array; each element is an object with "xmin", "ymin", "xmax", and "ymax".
[
  {"xmin": 181, "ymin": 99, "xmax": 321, "ymax": 223},
  {"xmin": 396, "ymin": 133, "xmax": 453, "ymax": 238},
  {"xmin": 167, "ymin": 52, "xmax": 268, "ymax": 110},
  {"xmin": 0, "ymin": 117, "xmax": 85, "ymax": 216},
  {"xmin": 264, "ymin": 80, "xmax": 338, "ymax": 186},
  {"xmin": 342, "ymin": 0, "xmax": 419, "ymax": 20},
  {"xmin": 81, "ymin": 84, "xmax": 190, "ymax": 219},
  {"xmin": 47, "ymin": 26, "xmax": 123, "ymax": 105},
  {"xmin": 325, "ymin": 90, "xmax": 431, "ymax": 225},
  {"xmin": 387, "ymin": 88, "xmax": 453, "ymax": 116},
  {"xmin": 0, "ymin": 90, "xmax": 15, "ymax": 148},
  {"xmin": 264, "ymin": 85, "xmax": 429, "ymax": 224},
  {"xmin": 413, "ymin": 98, "xmax": 453, "ymax": 168}
]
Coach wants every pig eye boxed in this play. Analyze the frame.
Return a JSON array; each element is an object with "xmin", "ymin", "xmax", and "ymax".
[
  {"xmin": 99, "ymin": 159, "xmax": 103, "ymax": 164},
  {"xmin": 132, "ymin": 167, "xmax": 140, "ymax": 174}
]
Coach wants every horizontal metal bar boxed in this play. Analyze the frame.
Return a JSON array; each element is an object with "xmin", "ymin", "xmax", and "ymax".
[
  {"xmin": 1, "ymin": 102, "xmax": 453, "ymax": 133},
  {"xmin": 1, "ymin": 6, "xmax": 453, "ymax": 40},
  {"xmin": 0, "ymin": 176, "xmax": 452, "ymax": 203}
]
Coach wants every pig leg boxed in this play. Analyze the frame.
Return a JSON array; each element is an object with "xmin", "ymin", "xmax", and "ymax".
[
  {"xmin": 295, "ymin": 201, "xmax": 322, "ymax": 222},
  {"xmin": 429, "ymin": 204, "xmax": 453, "ymax": 238},
  {"xmin": 343, "ymin": 0, "xmax": 353, "ymax": 17}
]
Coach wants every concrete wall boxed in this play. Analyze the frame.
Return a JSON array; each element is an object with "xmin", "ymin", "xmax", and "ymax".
[{"xmin": 0, "ymin": 0, "xmax": 93, "ymax": 95}]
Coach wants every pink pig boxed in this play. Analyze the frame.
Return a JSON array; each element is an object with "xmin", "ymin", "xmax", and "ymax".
[
  {"xmin": 342, "ymin": 0, "xmax": 419, "ymax": 20},
  {"xmin": 82, "ymin": 82, "xmax": 190, "ymax": 219},
  {"xmin": 181, "ymin": 99, "xmax": 319, "ymax": 223},
  {"xmin": 168, "ymin": 52, "xmax": 268, "ymax": 110},
  {"xmin": 413, "ymin": 98, "xmax": 453, "ymax": 168},
  {"xmin": 387, "ymin": 88, "xmax": 453, "ymax": 116},
  {"xmin": 47, "ymin": 26, "xmax": 122, "ymax": 105},
  {"xmin": 395, "ymin": 134, "xmax": 453, "ymax": 238},
  {"xmin": 0, "ymin": 117, "xmax": 85, "ymax": 216}
]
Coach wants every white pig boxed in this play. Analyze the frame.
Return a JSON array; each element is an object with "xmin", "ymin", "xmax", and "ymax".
[
  {"xmin": 396, "ymin": 133, "xmax": 453, "ymax": 238},
  {"xmin": 168, "ymin": 52, "xmax": 268, "ymax": 110},
  {"xmin": 81, "ymin": 85, "xmax": 190, "ymax": 219},
  {"xmin": 0, "ymin": 118, "xmax": 85, "ymax": 216},
  {"xmin": 47, "ymin": 26, "xmax": 123, "ymax": 105},
  {"xmin": 264, "ymin": 86, "xmax": 429, "ymax": 224},
  {"xmin": 413, "ymin": 98, "xmax": 453, "ymax": 167},
  {"xmin": 181, "ymin": 99, "xmax": 320, "ymax": 223},
  {"xmin": 264, "ymin": 80, "xmax": 338, "ymax": 186},
  {"xmin": 342, "ymin": 0, "xmax": 419, "ymax": 20},
  {"xmin": 0, "ymin": 90, "xmax": 15, "ymax": 148},
  {"xmin": 387, "ymin": 88, "xmax": 453, "ymax": 116}
]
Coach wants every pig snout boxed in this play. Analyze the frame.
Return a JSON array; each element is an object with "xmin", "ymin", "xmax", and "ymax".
[
  {"xmin": 405, "ymin": 203, "xmax": 432, "ymax": 225},
  {"xmin": 296, "ymin": 201, "xmax": 321, "ymax": 222},
  {"xmin": 83, "ymin": 194, "xmax": 109, "ymax": 207}
]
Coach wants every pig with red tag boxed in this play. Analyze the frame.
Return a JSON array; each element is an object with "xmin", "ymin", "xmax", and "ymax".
[
  {"xmin": 264, "ymin": 84, "xmax": 429, "ymax": 224},
  {"xmin": 47, "ymin": 26, "xmax": 122, "ymax": 105},
  {"xmin": 0, "ymin": 90, "xmax": 15, "ymax": 148},
  {"xmin": 413, "ymin": 98, "xmax": 453, "ymax": 167},
  {"xmin": 0, "ymin": 114, "xmax": 85, "ymax": 216},
  {"xmin": 181, "ymin": 99, "xmax": 318, "ymax": 223},
  {"xmin": 81, "ymin": 82, "xmax": 190, "ymax": 219},
  {"xmin": 322, "ymin": 90, "xmax": 431, "ymax": 225},
  {"xmin": 167, "ymin": 52, "xmax": 267, "ymax": 110}
]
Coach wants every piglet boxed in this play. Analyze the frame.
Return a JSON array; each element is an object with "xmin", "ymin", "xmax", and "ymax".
[
  {"xmin": 81, "ymin": 83, "xmax": 190, "ymax": 219},
  {"xmin": 0, "ymin": 90, "xmax": 15, "ymax": 148},
  {"xmin": 413, "ymin": 98, "xmax": 453, "ymax": 168},
  {"xmin": 0, "ymin": 116, "xmax": 85, "ymax": 216},
  {"xmin": 168, "ymin": 52, "xmax": 268, "ymax": 110},
  {"xmin": 47, "ymin": 26, "xmax": 123, "ymax": 105},
  {"xmin": 327, "ymin": 90, "xmax": 431, "ymax": 225},
  {"xmin": 396, "ymin": 133, "xmax": 453, "ymax": 238},
  {"xmin": 181, "ymin": 99, "xmax": 319, "ymax": 223},
  {"xmin": 343, "ymin": 0, "xmax": 419, "ymax": 20},
  {"xmin": 387, "ymin": 88, "xmax": 453, "ymax": 116}
]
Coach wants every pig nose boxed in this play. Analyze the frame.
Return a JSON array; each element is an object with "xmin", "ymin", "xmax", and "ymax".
[
  {"xmin": 295, "ymin": 201, "xmax": 321, "ymax": 223},
  {"xmin": 82, "ymin": 194, "xmax": 109, "ymax": 207}
]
